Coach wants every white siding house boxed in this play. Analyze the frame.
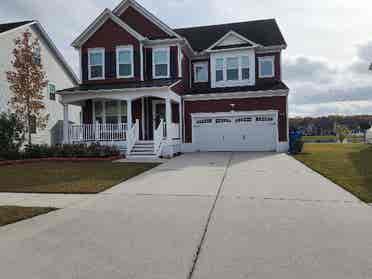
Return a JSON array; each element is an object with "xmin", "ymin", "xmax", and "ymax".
[{"xmin": 0, "ymin": 21, "xmax": 80, "ymax": 145}]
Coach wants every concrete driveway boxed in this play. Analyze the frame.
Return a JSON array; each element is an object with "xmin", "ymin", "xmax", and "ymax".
[{"xmin": 0, "ymin": 152, "xmax": 371, "ymax": 278}]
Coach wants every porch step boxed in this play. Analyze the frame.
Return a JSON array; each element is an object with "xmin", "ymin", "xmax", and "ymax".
[{"xmin": 127, "ymin": 141, "xmax": 158, "ymax": 159}]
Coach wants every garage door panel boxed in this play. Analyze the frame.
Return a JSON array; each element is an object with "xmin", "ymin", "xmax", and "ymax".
[{"xmin": 193, "ymin": 113, "xmax": 277, "ymax": 152}]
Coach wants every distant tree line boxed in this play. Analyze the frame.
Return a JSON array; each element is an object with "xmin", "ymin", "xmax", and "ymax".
[{"xmin": 290, "ymin": 115, "xmax": 372, "ymax": 136}]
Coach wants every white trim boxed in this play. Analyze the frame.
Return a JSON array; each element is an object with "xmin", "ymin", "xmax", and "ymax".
[
  {"xmin": 178, "ymin": 44, "xmax": 182, "ymax": 78},
  {"xmin": 258, "ymin": 56, "xmax": 275, "ymax": 78},
  {"xmin": 183, "ymin": 89, "xmax": 289, "ymax": 101},
  {"xmin": 141, "ymin": 97, "xmax": 145, "ymax": 137},
  {"xmin": 152, "ymin": 47, "xmax": 170, "ymax": 79},
  {"xmin": 78, "ymin": 48, "xmax": 83, "ymax": 83},
  {"xmin": 88, "ymin": 48, "xmax": 105, "ymax": 80},
  {"xmin": 116, "ymin": 45, "xmax": 134, "ymax": 79},
  {"xmin": 113, "ymin": 0, "xmax": 182, "ymax": 39},
  {"xmin": 206, "ymin": 30, "xmax": 261, "ymax": 52},
  {"xmin": 140, "ymin": 43, "xmax": 144, "ymax": 81},
  {"xmin": 193, "ymin": 61, "xmax": 209, "ymax": 83},
  {"xmin": 256, "ymin": 45, "xmax": 287, "ymax": 53},
  {"xmin": 71, "ymin": 9, "xmax": 146, "ymax": 48}
]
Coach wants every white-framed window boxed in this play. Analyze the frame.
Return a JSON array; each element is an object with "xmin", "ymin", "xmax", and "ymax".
[
  {"xmin": 226, "ymin": 57, "xmax": 239, "ymax": 81},
  {"xmin": 153, "ymin": 47, "xmax": 170, "ymax": 78},
  {"xmin": 258, "ymin": 56, "xmax": 275, "ymax": 78},
  {"xmin": 116, "ymin": 45, "xmax": 134, "ymax": 78},
  {"xmin": 93, "ymin": 100, "xmax": 128, "ymax": 125},
  {"xmin": 48, "ymin": 83, "xmax": 56, "ymax": 101},
  {"xmin": 211, "ymin": 51, "xmax": 254, "ymax": 88},
  {"xmin": 193, "ymin": 62, "xmax": 209, "ymax": 83},
  {"xmin": 33, "ymin": 47, "xmax": 41, "ymax": 65},
  {"xmin": 215, "ymin": 58, "xmax": 224, "ymax": 82},
  {"xmin": 88, "ymin": 48, "xmax": 105, "ymax": 80}
]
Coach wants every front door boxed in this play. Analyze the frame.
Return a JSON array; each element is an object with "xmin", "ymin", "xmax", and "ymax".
[{"xmin": 153, "ymin": 101, "xmax": 166, "ymax": 130}]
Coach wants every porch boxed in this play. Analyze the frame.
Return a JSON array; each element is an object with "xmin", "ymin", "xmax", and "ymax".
[{"xmin": 60, "ymin": 88, "xmax": 182, "ymax": 158}]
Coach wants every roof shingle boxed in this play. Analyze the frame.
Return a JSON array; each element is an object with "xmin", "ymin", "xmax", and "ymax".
[
  {"xmin": 174, "ymin": 19, "xmax": 286, "ymax": 52},
  {"xmin": 0, "ymin": 21, "xmax": 34, "ymax": 34}
]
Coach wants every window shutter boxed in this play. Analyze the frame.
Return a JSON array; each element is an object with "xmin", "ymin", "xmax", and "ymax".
[
  {"xmin": 133, "ymin": 47, "xmax": 140, "ymax": 79},
  {"xmin": 82, "ymin": 52, "xmax": 89, "ymax": 81},
  {"xmin": 170, "ymin": 46, "xmax": 178, "ymax": 78},
  {"xmin": 145, "ymin": 48, "xmax": 153, "ymax": 80}
]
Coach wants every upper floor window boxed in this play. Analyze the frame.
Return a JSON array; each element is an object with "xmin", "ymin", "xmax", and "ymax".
[
  {"xmin": 194, "ymin": 62, "xmax": 208, "ymax": 83},
  {"xmin": 258, "ymin": 56, "xmax": 275, "ymax": 78},
  {"xmin": 116, "ymin": 46, "xmax": 133, "ymax": 78},
  {"xmin": 88, "ymin": 48, "xmax": 105, "ymax": 80},
  {"xmin": 153, "ymin": 48, "xmax": 169, "ymax": 79},
  {"xmin": 213, "ymin": 55, "xmax": 252, "ymax": 86},
  {"xmin": 33, "ymin": 47, "xmax": 41, "ymax": 65},
  {"xmin": 48, "ymin": 83, "xmax": 56, "ymax": 101}
]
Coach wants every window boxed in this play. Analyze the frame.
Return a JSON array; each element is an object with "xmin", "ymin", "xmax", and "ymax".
[
  {"xmin": 215, "ymin": 58, "xmax": 224, "ymax": 82},
  {"xmin": 241, "ymin": 56, "xmax": 250, "ymax": 80},
  {"xmin": 196, "ymin": 119, "xmax": 213, "ymax": 124},
  {"xmin": 94, "ymin": 101, "xmax": 103, "ymax": 124},
  {"xmin": 48, "ymin": 83, "xmax": 56, "ymax": 101},
  {"xmin": 105, "ymin": 101, "xmax": 119, "ymax": 124},
  {"xmin": 236, "ymin": 117, "xmax": 252, "ymax": 123},
  {"xmin": 258, "ymin": 56, "xmax": 275, "ymax": 78},
  {"xmin": 226, "ymin": 57, "xmax": 239, "ymax": 81},
  {"xmin": 216, "ymin": 118, "xmax": 232, "ymax": 124},
  {"xmin": 194, "ymin": 62, "xmax": 208, "ymax": 83},
  {"xmin": 256, "ymin": 115, "xmax": 274, "ymax": 122},
  {"xmin": 153, "ymin": 48, "xmax": 169, "ymax": 78},
  {"xmin": 116, "ymin": 46, "xmax": 133, "ymax": 78},
  {"xmin": 33, "ymin": 47, "xmax": 41, "ymax": 65},
  {"xmin": 29, "ymin": 115, "xmax": 37, "ymax": 134},
  {"xmin": 88, "ymin": 48, "xmax": 105, "ymax": 80}
]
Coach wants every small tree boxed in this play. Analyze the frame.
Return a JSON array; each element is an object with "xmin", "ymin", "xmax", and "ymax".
[
  {"xmin": 6, "ymin": 30, "xmax": 49, "ymax": 145},
  {"xmin": 336, "ymin": 124, "xmax": 350, "ymax": 143},
  {"xmin": 359, "ymin": 121, "xmax": 371, "ymax": 142}
]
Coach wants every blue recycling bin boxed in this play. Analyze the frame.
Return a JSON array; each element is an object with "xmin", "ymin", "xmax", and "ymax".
[{"xmin": 289, "ymin": 130, "xmax": 303, "ymax": 154}]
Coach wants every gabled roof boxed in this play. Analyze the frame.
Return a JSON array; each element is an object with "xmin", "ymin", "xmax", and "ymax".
[
  {"xmin": 113, "ymin": 0, "xmax": 181, "ymax": 39},
  {"xmin": 206, "ymin": 30, "xmax": 261, "ymax": 52},
  {"xmin": 0, "ymin": 21, "xmax": 34, "ymax": 34},
  {"xmin": 174, "ymin": 19, "xmax": 287, "ymax": 52},
  {"xmin": 0, "ymin": 20, "xmax": 78, "ymax": 84},
  {"xmin": 71, "ymin": 8, "xmax": 146, "ymax": 48}
]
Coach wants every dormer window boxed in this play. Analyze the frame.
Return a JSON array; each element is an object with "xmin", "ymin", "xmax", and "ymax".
[
  {"xmin": 153, "ymin": 48, "xmax": 169, "ymax": 79},
  {"xmin": 258, "ymin": 56, "xmax": 275, "ymax": 78},
  {"xmin": 211, "ymin": 51, "xmax": 254, "ymax": 88},
  {"xmin": 88, "ymin": 48, "xmax": 105, "ymax": 80},
  {"xmin": 116, "ymin": 46, "xmax": 134, "ymax": 78}
]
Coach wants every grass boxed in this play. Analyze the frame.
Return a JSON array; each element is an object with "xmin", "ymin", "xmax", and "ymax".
[
  {"xmin": 294, "ymin": 143, "xmax": 372, "ymax": 203},
  {"xmin": 0, "ymin": 162, "xmax": 159, "ymax": 194},
  {"xmin": 0, "ymin": 206, "xmax": 56, "ymax": 227},
  {"xmin": 302, "ymin": 135, "xmax": 337, "ymax": 142}
]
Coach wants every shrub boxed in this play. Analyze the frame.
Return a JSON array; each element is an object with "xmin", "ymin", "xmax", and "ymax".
[{"xmin": 0, "ymin": 112, "xmax": 24, "ymax": 160}]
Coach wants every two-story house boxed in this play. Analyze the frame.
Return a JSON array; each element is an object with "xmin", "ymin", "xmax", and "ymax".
[
  {"xmin": 58, "ymin": 0, "xmax": 289, "ymax": 158},
  {"xmin": 0, "ymin": 20, "xmax": 80, "ymax": 145}
]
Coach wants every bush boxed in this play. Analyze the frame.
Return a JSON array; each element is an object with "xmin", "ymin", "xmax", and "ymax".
[
  {"xmin": 1, "ymin": 143, "xmax": 120, "ymax": 161},
  {"xmin": 0, "ymin": 112, "xmax": 24, "ymax": 160},
  {"xmin": 291, "ymin": 139, "xmax": 304, "ymax": 154}
]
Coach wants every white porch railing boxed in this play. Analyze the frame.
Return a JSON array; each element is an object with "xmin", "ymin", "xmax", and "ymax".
[
  {"xmin": 69, "ymin": 123, "xmax": 128, "ymax": 142},
  {"xmin": 169, "ymin": 123, "xmax": 180, "ymax": 140},
  {"xmin": 154, "ymin": 119, "xmax": 166, "ymax": 156},
  {"xmin": 126, "ymin": 119, "xmax": 140, "ymax": 156}
]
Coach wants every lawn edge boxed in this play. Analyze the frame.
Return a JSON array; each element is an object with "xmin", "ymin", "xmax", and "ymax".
[{"xmin": 0, "ymin": 206, "xmax": 58, "ymax": 227}]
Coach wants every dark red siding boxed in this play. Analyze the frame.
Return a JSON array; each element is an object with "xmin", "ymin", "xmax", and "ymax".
[
  {"xmin": 255, "ymin": 52, "xmax": 281, "ymax": 83},
  {"xmin": 81, "ymin": 19, "xmax": 141, "ymax": 84},
  {"xmin": 119, "ymin": 6, "xmax": 171, "ymax": 39},
  {"xmin": 170, "ymin": 46, "xmax": 178, "ymax": 78},
  {"xmin": 184, "ymin": 96, "xmax": 287, "ymax": 143},
  {"xmin": 82, "ymin": 100, "xmax": 93, "ymax": 124}
]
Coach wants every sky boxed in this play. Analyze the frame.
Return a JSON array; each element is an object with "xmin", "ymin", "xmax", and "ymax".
[{"xmin": 1, "ymin": 0, "xmax": 372, "ymax": 117}]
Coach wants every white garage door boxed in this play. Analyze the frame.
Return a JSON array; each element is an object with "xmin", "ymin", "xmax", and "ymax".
[{"xmin": 192, "ymin": 112, "xmax": 277, "ymax": 152}]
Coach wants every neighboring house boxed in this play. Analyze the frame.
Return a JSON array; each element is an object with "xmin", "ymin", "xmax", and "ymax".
[
  {"xmin": 58, "ymin": 0, "xmax": 289, "ymax": 158},
  {"xmin": 367, "ymin": 127, "xmax": 372, "ymax": 144},
  {"xmin": 0, "ymin": 20, "xmax": 80, "ymax": 145}
]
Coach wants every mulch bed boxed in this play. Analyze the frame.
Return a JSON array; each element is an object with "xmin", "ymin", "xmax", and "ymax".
[{"xmin": 0, "ymin": 156, "xmax": 123, "ymax": 166}]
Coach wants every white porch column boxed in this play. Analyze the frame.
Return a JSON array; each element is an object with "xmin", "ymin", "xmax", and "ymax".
[
  {"xmin": 178, "ymin": 101, "xmax": 182, "ymax": 141},
  {"xmin": 63, "ymin": 104, "xmax": 69, "ymax": 144},
  {"xmin": 127, "ymin": 99, "xmax": 132, "ymax": 129},
  {"xmin": 165, "ymin": 98, "xmax": 172, "ymax": 141}
]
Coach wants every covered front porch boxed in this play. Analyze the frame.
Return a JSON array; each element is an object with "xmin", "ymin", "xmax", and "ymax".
[{"xmin": 60, "ymin": 87, "xmax": 182, "ymax": 158}]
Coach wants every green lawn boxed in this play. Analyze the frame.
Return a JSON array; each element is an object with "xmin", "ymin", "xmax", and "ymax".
[
  {"xmin": 0, "ymin": 162, "xmax": 159, "ymax": 194},
  {"xmin": 295, "ymin": 143, "xmax": 372, "ymax": 202},
  {"xmin": 302, "ymin": 135, "xmax": 337, "ymax": 142},
  {"xmin": 0, "ymin": 206, "xmax": 56, "ymax": 227}
]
